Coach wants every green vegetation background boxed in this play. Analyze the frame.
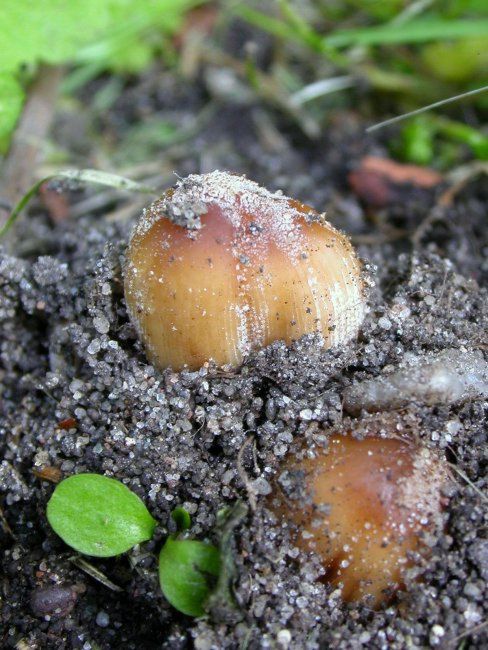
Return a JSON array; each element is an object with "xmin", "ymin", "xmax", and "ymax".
[{"xmin": 0, "ymin": 0, "xmax": 487, "ymax": 163}]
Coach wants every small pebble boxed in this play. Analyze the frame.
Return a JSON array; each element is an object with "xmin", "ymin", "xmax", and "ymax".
[
  {"xmin": 431, "ymin": 625, "xmax": 444, "ymax": 637},
  {"xmin": 378, "ymin": 316, "xmax": 392, "ymax": 330},
  {"xmin": 251, "ymin": 476, "xmax": 272, "ymax": 495},
  {"xmin": 87, "ymin": 339, "xmax": 101, "ymax": 355},
  {"xmin": 299, "ymin": 408, "xmax": 313, "ymax": 421},
  {"xmin": 277, "ymin": 629, "xmax": 291, "ymax": 648},
  {"xmin": 96, "ymin": 610, "xmax": 110, "ymax": 627},
  {"xmin": 93, "ymin": 315, "xmax": 110, "ymax": 334},
  {"xmin": 31, "ymin": 584, "xmax": 77, "ymax": 618}
]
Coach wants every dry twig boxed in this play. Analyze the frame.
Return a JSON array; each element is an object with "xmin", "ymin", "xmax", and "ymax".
[{"xmin": 0, "ymin": 65, "xmax": 63, "ymax": 232}]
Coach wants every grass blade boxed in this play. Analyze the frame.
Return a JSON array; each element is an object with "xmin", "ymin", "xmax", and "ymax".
[
  {"xmin": 290, "ymin": 76, "xmax": 354, "ymax": 106},
  {"xmin": 0, "ymin": 168, "xmax": 156, "ymax": 237},
  {"xmin": 366, "ymin": 85, "xmax": 488, "ymax": 132},
  {"xmin": 326, "ymin": 18, "xmax": 488, "ymax": 48}
]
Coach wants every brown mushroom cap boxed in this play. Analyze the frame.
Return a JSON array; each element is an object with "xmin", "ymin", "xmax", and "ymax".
[
  {"xmin": 125, "ymin": 171, "xmax": 365, "ymax": 371},
  {"xmin": 270, "ymin": 434, "xmax": 449, "ymax": 608}
]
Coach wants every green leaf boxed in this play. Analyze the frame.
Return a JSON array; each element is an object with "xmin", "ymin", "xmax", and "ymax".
[
  {"xmin": 435, "ymin": 117, "xmax": 488, "ymax": 160},
  {"xmin": 0, "ymin": 0, "xmax": 111, "ymax": 70},
  {"xmin": 47, "ymin": 474, "xmax": 157, "ymax": 557},
  {"xmin": 0, "ymin": 0, "xmax": 200, "ymax": 146},
  {"xmin": 0, "ymin": 73, "xmax": 24, "ymax": 153},
  {"xmin": 159, "ymin": 538, "xmax": 221, "ymax": 617},
  {"xmin": 398, "ymin": 117, "xmax": 435, "ymax": 165},
  {"xmin": 325, "ymin": 19, "xmax": 488, "ymax": 48},
  {"xmin": 73, "ymin": 0, "xmax": 199, "ymax": 73},
  {"xmin": 421, "ymin": 37, "xmax": 488, "ymax": 83},
  {"xmin": 171, "ymin": 506, "xmax": 191, "ymax": 533},
  {"xmin": 0, "ymin": 168, "xmax": 156, "ymax": 238},
  {"xmin": 0, "ymin": 0, "xmax": 199, "ymax": 72}
]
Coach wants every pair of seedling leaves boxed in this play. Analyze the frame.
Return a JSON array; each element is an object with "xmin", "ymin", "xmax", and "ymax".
[{"xmin": 47, "ymin": 473, "xmax": 246, "ymax": 618}]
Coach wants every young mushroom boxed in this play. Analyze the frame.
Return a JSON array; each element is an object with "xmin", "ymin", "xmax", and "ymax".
[
  {"xmin": 271, "ymin": 432, "xmax": 449, "ymax": 608},
  {"xmin": 124, "ymin": 171, "xmax": 365, "ymax": 371}
]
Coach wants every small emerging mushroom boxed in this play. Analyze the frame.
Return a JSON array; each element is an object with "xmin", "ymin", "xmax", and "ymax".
[
  {"xmin": 271, "ymin": 432, "xmax": 449, "ymax": 607},
  {"xmin": 124, "ymin": 171, "xmax": 365, "ymax": 371}
]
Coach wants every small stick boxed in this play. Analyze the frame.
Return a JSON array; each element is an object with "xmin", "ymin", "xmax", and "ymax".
[
  {"xmin": 448, "ymin": 619, "xmax": 488, "ymax": 646},
  {"xmin": 70, "ymin": 555, "xmax": 123, "ymax": 592},
  {"xmin": 236, "ymin": 436, "xmax": 258, "ymax": 511},
  {"xmin": 0, "ymin": 65, "xmax": 63, "ymax": 231}
]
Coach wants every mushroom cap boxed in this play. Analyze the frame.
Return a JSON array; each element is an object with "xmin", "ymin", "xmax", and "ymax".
[
  {"xmin": 271, "ymin": 433, "xmax": 449, "ymax": 607},
  {"xmin": 125, "ymin": 171, "xmax": 365, "ymax": 371}
]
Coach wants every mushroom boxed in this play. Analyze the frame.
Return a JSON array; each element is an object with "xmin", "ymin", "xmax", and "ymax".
[
  {"xmin": 271, "ymin": 431, "xmax": 450, "ymax": 607},
  {"xmin": 125, "ymin": 171, "xmax": 365, "ymax": 371}
]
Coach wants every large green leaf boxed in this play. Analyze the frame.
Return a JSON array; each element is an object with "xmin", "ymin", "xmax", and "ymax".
[
  {"xmin": 0, "ymin": 1, "xmax": 111, "ymax": 70},
  {"xmin": 0, "ymin": 0, "xmax": 201, "ymax": 149},
  {"xmin": 47, "ymin": 473, "xmax": 157, "ymax": 557},
  {"xmin": 0, "ymin": 0, "xmax": 198, "ymax": 72}
]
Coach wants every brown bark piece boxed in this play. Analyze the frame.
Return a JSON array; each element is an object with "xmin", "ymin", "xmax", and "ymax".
[{"xmin": 349, "ymin": 155, "xmax": 443, "ymax": 208}]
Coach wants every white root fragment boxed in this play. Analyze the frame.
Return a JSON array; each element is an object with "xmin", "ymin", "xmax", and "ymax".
[{"xmin": 343, "ymin": 348, "xmax": 488, "ymax": 415}]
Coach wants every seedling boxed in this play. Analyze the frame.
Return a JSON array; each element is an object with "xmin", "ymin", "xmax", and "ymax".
[
  {"xmin": 159, "ymin": 537, "xmax": 220, "ymax": 617},
  {"xmin": 47, "ymin": 473, "xmax": 157, "ymax": 556},
  {"xmin": 47, "ymin": 473, "xmax": 221, "ymax": 617},
  {"xmin": 158, "ymin": 505, "xmax": 221, "ymax": 617}
]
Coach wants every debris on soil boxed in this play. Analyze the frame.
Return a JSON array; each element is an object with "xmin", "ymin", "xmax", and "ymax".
[
  {"xmin": 39, "ymin": 182, "xmax": 70, "ymax": 224},
  {"xmin": 32, "ymin": 466, "xmax": 63, "ymax": 484},
  {"xmin": 343, "ymin": 347, "xmax": 488, "ymax": 415},
  {"xmin": 30, "ymin": 584, "xmax": 78, "ymax": 619},
  {"xmin": 349, "ymin": 155, "xmax": 443, "ymax": 208}
]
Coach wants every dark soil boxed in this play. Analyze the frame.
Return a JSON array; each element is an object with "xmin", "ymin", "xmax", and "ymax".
[{"xmin": 1, "ymin": 50, "xmax": 488, "ymax": 650}]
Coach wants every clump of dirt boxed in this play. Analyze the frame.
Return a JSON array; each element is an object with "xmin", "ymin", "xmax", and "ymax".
[{"xmin": 1, "ymin": 68, "xmax": 488, "ymax": 650}]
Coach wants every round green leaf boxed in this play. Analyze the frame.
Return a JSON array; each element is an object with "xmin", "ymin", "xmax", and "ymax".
[
  {"xmin": 159, "ymin": 538, "xmax": 221, "ymax": 617},
  {"xmin": 47, "ymin": 474, "xmax": 157, "ymax": 557}
]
